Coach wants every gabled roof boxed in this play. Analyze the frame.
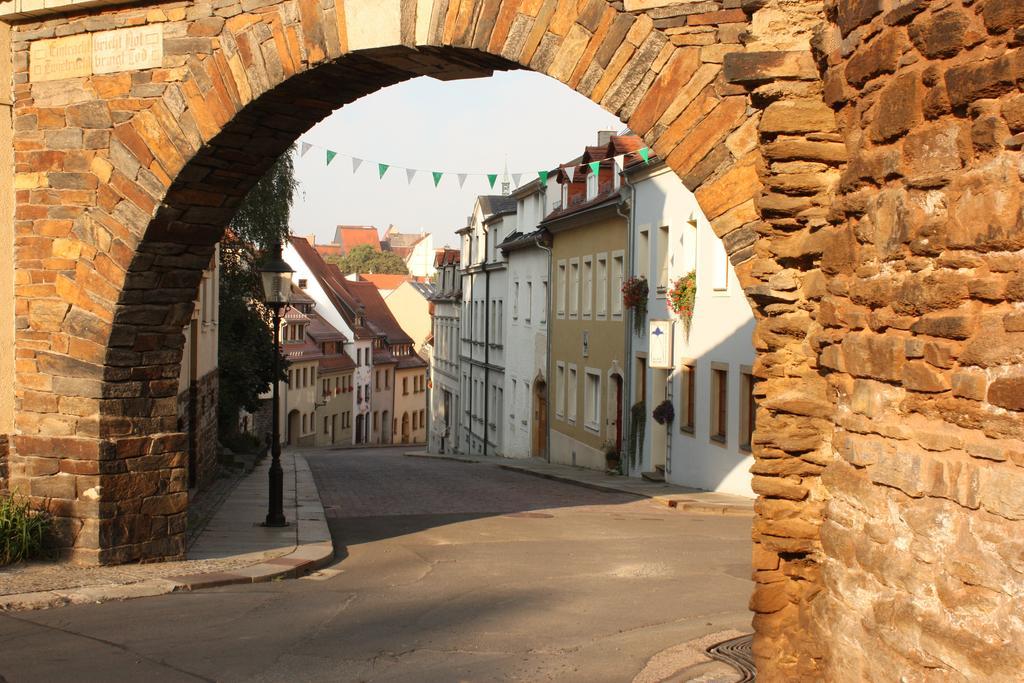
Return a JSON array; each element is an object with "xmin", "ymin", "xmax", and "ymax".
[
  {"xmin": 434, "ymin": 248, "xmax": 460, "ymax": 267},
  {"xmin": 342, "ymin": 279, "xmax": 415, "ymax": 346},
  {"xmin": 477, "ymin": 194, "xmax": 517, "ymax": 219},
  {"xmin": 382, "ymin": 231, "xmax": 428, "ymax": 248},
  {"xmin": 289, "ymin": 235, "xmax": 373, "ymax": 339},
  {"xmin": 332, "ymin": 225, "xmax": 381, "ymax": 252}
]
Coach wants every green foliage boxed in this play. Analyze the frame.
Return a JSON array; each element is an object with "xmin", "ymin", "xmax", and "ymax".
[
  {"xmin": 668, "ymin": 270, "xmax": 697, "ymax": 336},
  {"xmin": 326, "ymin": 244, "xmax": 409, "ymax": 275},
  {"xmin": 1, "ymin": 493, "xmax": 51, "ymax": 565},
  {"xmin": 222, "ymin": 431, "xmax": 264, "ymax": 455},
  {"xmin": 218, "ymin": 150, "xmax": 296, "ymax": 437}
]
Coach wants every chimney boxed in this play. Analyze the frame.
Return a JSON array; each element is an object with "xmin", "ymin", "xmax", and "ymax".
[{"xmin": 597, "ymin": 130, "xmax": 616, "ymax": 147}]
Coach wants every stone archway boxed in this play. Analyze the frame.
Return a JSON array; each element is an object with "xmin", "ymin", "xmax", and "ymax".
[
  {"xmin": 6, "ymin": 0, "xmax": 1023, "ymax": 680},
  {"xmin": 3, "ymin": 2, "xmax": 839, "ymax": 680}
]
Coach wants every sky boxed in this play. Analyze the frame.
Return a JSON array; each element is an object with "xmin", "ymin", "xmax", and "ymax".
[{"xmin": 288, "ymin": 69, "xmax": 624, "ymax": 249}]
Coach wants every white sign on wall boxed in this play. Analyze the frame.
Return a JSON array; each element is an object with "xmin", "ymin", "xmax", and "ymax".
[
  {"xmin": 649, "ymin": 320, "xmax": 673, "ymax": 369},
  {"xmin": 29, "ymin": 25, "xmax": 163, "ymax": 82}
]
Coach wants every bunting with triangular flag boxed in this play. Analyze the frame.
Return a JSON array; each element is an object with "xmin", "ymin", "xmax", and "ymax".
[
  {"xmin": 588, "ymin": 160, "xmax": 600, "ymax": 176},
  {"xmin": 639, "ymin": 147, "xmax": 650, "ymax": 164},
  {"xmin": 512, "ymin": 173, "xmax": 522, "ymax": 187},
  {"xmin": 433, "ymin": 172, "xmax": 443, "ymax": 187},
  {"xmin": 326, "ymin": 150, "xmax": 337, "ymax": 165},
  {"xmin": 457, "ymin": 174, "xmax": 467, "ymax": 188},
  {"xmin": 538, "ymin": 170, "xmax": 548, "ymax": 184},
  {"xmin": 406, "ymin": 168, "xmax": 417, "ymax": 184},
  {"xmin": 487, "ymin": 174, "xmax": 498, "ymax": 189},
  {"xmin": 300, "ymin": 142, "xmax": 312, "ymax": 157},
  {"xmin": 613, "ymin": 154, "xmax": 625, "ymax": 171},
  {"xmin": 352, "ymin": 157, "xmax": 363, "ymax": 173},
  {"xmin": 378, "ymin": 163, "xmax": 389, "ymax": 179}
]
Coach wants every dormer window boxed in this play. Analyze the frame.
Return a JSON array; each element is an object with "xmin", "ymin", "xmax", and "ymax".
[
  {"xmin": 586, "ymin": 169, "xmax": 598, "ymax": 200},
  {"xmin": 298, "ymin": 278, "xmax": 308, "ymax": 289}
]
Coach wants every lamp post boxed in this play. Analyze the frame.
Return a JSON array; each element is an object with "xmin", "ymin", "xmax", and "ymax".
[{"xmin": 259, "ymin": 241, "xmax": 294, "ymax": 528}]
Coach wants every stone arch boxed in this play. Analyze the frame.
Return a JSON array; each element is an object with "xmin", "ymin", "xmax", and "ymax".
[{"xmin": 6, "ymin": 1, "xmax": 849, "ymax": 679}]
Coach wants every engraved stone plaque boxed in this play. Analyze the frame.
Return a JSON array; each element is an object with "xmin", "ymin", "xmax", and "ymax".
[
  {"xmin": 29, "ymin": 34, "xmax": 92, "ymax": 83},
  {"xmin": 93, "ymin": 25, "xmax": 163, "ymax": 75}
]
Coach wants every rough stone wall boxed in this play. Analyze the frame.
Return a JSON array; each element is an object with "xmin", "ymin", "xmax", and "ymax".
[
  {"xmin": 176, "ymin": 369, "xmax": 219, "ymax": 493},
  {"xmin": 811, "ymin": 0, "xmax": 1024, "ymax": 679}
]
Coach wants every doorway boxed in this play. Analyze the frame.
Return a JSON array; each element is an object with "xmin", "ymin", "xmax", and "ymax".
[
  {"xmin": 287, "ymin": 409, "xmax": 301, "ymax": 447},
  {"xmin": 532, "ymin": 379, "xmax": 548, "ymax": 458}
]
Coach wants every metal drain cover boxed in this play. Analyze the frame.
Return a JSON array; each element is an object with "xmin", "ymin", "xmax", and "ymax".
[{"xmin": 706, "ymin": 633, "xmax": 755, "ymax": 682}]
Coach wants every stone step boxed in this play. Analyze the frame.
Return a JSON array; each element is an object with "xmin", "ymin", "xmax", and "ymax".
[{"xmin": 641, "ymin": 470, "xmax": 665, "ymax": 482}]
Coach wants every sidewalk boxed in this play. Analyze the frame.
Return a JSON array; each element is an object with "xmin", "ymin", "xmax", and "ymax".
[
  {"xmin": 0, "ymin": 449, "xmax": 333, "ymax": 611},
  {"xmin": 405, "ymin": 451, "xmax": 753, "ymax": 515}
]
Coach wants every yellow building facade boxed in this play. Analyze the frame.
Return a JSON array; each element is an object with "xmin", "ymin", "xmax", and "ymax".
[{"xmin": 545, "ymin": 202, "xmax": 627, "ymax": 471}]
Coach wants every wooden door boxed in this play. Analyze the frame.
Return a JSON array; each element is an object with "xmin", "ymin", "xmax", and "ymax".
[
  {"xmin": 614, "ymin": 375, "xmax": 623, "ymax": 453},
  {"xmin": 532, "ymin": 381, "xmax": 548, "ymax": 458}
]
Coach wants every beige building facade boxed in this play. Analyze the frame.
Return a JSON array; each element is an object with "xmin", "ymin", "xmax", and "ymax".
[
  {"xmin": 176, "ymin": 246, "xmax": 220, "ymax": 491},
  {"xmin": 383, "ymin": 280, "xmax": 433, "ymax": 355}
]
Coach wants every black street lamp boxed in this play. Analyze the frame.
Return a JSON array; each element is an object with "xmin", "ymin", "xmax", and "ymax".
[{"xmin": 259, "ymin": 240, "xmax": 294, "ymax": 528}]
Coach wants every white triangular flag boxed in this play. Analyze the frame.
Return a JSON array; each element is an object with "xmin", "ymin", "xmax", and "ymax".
[
  {"xmin": 511, "ymin": 173, "xmax": 522, "ymax": 187},
  {"xmin": 300, "ymin": 142, "xmax": 312, "ymax": 157},
  {"xmin": 406, "ymin": 168, "xmax": 417, "ymax": 184},
  {"xmin": 613, "ymin": 154, "xmax": 625, "ymax": 171},
  {"xmin": 457, "ymin": 173, "xmax": 467, "ymax": 188},
  {"xmin": 352, "ymin": 157, "xmax": 363, "ymax": 174}
]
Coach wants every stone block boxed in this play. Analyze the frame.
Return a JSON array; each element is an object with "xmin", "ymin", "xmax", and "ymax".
[
  {"xmin": 345, "ymin": 0, "xmax": 402, "ymax": 51},
  {"xmin": 870, "ymin": 71, "xmax": 922, "ymax": 142},
  {"xmin": 723, "ymin": 50, "xmax": 817, "ymax": 84},
  {"xmin": 760, "ymin": 99, "xmax": 836, "ymax": 134},
  {"xmin": 988, "ymin": 376, "xmax": 1024, "ymax": 411},
  {"xmin": 944, "ymin": 49, "xmax": 1024, "ymax": 111},
  {"xmin": 844, "ymin": 30, "xmax": 903, "ymax": 87},
  {"xmin": 982, "ymin": 0, "xmax": 1024, "ymax": 34}
]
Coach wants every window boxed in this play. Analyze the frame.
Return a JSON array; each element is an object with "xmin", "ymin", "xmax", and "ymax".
[
  {"xmin": 740, "ymin": 368, "xmax": 756, "ymax": 452},
  {"xmin": 569, "ymin": 259, "xmax": 579, "ymax": 317},
  {"xmin": 711, "ymin": 364, "xmax": 728, "ymax": 444},
  {"xmin": 638, "ymin": 228, "xmax": 650, "ymax": 280},
  {"xmin": 584, "ymin": 369, "xmax": 601, "ymax": 432},
  {"xmin": 679, "ymin": 363, "xmax": 695, "ymax": 433},
  {"xmin": 513, "ymin": 281, "xmax": 519, "ymax": 320},
  {"xmin": 556, "ymin": 362, "xmax": 566, "ymax": 418},
  {"xmin": 586, "ymin": 167, "xmax": 599, "ymax": 199},
  {"xmin": 596, "ymin": 254, "xmax": 608, "ymax": 317},
  {"xmin": 324, "ymin": 416, "xmax": 329, "ymax": 435},
  {"xmin": 419, "ymin": 409, "xmax": 425, "ymax": 427},
  {"xmin": 541, "ymin": 280, "xmax": 548, "ymax": 324},
  {"xmin": 375, "ymin": 370, "xmax": 381, "ymax": 391},
  {"xmin": 657, "ymin": 225, "xmax": 669, "ymax": 293},
  {"xmin": 373, "ymin": 411, "xmax": 378, "ymax": 431},
  {"xmin": 582, "ymin": 256, "xmax": 593, "ymax": 317},
  {"xmin": 557, "ymin": 261, "xmax": 567, "ymax": 317},
  {"xmin": 525, "ymin": 281, "xmax": 532, "ymax": 323},
  {"xmin": 713, "ymin": 240, "xmax": 729, "ymax": 291},
  {"xmin": 302, "ymin": 367, "xmax": 308, "ymax": 387},
  {"xmin": 302, "ymin": 413, "xmax": 308, "ymax": 433},
  {"xmin": 611, "ymin": 252, "xmax": 624, "ymax": 316},
  {"xmin": 298, "ymin": 278, "xmax": 308, "ymax": 289},
  {"xmin": 567, "ymin": 365, "xmax": 578, "ymax": 423},
  {"xmin": 403, "ymin": 377, "xmax": 409, "ymax": 395},
  {"xmin": 412, "ymin": 411, "xmax": 418, "ymax": 430}
]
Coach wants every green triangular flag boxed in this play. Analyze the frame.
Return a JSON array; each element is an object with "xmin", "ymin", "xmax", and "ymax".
[
  {"xmin": 639, "ymin": 147, "xmax": 650, "ymax": 164},
  {"xmin": 487, "ymin": 174, "xmax": 498, "ymax": 189},
  {"xmin": 588, "ymin": 160, "xmax": 600, "ymax": 176},
  {"xmin": 538, "ymin": 170, "xmax": 548, "ymax": 184},
  {"xmin": 326, "ymin": 150, "xmax": 337, "ymax": 165},
  {"xmin": 378, "ymin": 163, "xmax": 389, "ymax": 179},
  {"xmin": 432, "ymin": 171, "xmax": 443, "ymax": 187}
]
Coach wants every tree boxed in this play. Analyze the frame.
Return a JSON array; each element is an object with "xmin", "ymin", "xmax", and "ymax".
[
  {"xmin": 218, "ymin": 150, "xmax": 297, "ymax": 437},
  {"xmin": 326, "ymin": 244, "xmax": 409, "ymax": 275}
]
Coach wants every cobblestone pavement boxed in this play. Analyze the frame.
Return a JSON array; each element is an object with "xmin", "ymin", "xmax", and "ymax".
[{"xmin": 0, "ymin": 446, "xmax": 752, "ymax": 683}]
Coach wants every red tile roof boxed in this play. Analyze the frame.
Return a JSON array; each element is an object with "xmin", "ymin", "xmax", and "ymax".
[
  {"xmin": 434, "ymin": 248, "xmax": 460, "ymax": 267},
  {"xmin": 332, "ymin": 225, "xmax": 381, "ymax": 253},
  {"xmin": 341, "ymin": 279, "xmax": 415, "ymax": 346},
  {"xmin": 315, "ymin": 244, "xmax": 343, "ymax": 258},
  {"xmin": 358, "ymin": 273, "xmax": 411, "ymax": 290}
]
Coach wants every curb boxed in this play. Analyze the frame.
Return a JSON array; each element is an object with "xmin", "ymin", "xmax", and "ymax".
[
  {"xmin": 404, "ymin": 450, "xmax": 752, "ymax": 517},
  {"xmin": 0, "ymin": 453, "xmax": 334, "ymax": 612}
]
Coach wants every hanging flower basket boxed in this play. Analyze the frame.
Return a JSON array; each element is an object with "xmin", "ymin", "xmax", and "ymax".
[
  {"xmin": 652, "ymin": 399, "xmax": 675, "ymax": 425},
  {"xmin": 622, "ymin": 276, "xmax": 649, "ymax": 337},
  {"xmin": 667, "ymin": 270, "xmax": 696, "ymax": 336}
]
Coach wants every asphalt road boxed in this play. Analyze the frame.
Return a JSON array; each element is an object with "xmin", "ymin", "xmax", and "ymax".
[{"xmin": 0, "ymin": 447, "xmax": 753, "ymax": 683}]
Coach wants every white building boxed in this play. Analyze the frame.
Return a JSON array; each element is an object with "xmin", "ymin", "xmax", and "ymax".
[
  {"xmin": 428, "ymin": 248, "xmax": 462, "ymax": 454},
  {"xmin": 498, "ymin": 176, "xmax": 558, "ymax": 459},
  {"xmin": 457, "ymin": 195, "xmax": 516, "ymax": 456},
  {"xmin": 382, "ymin": 226, "xmax": 436, "ymax": 279},
  {"xmin": 624, "ymin": 158, "xmax": 756, "ymax": 497}
]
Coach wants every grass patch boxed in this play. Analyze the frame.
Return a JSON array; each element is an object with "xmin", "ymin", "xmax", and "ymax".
[{"xmin": 0, "ymin": 493, "xmax": 52, "ymax": 565}]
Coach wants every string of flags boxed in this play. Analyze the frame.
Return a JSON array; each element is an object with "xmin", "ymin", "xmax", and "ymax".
[{"xmin": 298, "ymin": 139, "xmax": 651, "ymax": 190}]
